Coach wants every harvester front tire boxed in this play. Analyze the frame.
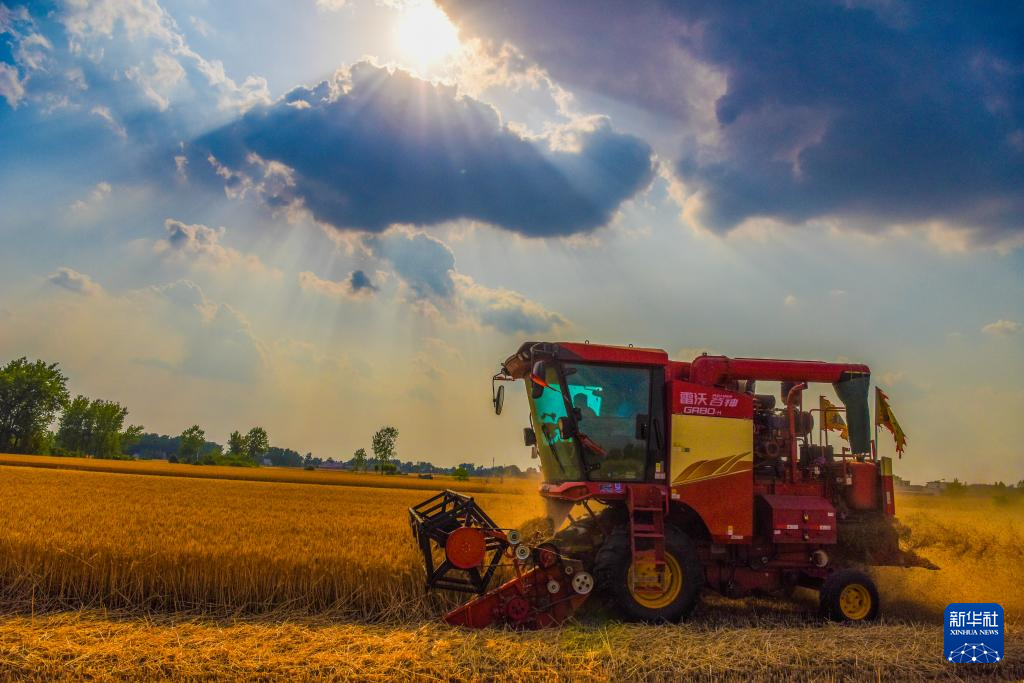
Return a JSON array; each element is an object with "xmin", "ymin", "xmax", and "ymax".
[
  {"xmin": 594, "ymin": 527, "xmax": 702, "ymax": 623},
  {"xmin": 818, "ymin": 569, "xmax": 880, "ymax": 622}
]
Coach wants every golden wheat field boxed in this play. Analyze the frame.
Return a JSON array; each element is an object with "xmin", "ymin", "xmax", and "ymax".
[{"xmin": 0, "ymin": 456, "xmax": 1021, "ymax": 681}]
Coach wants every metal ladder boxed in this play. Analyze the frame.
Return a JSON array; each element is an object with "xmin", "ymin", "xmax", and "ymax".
[{"xmin": 627, "ymin": 484, "xmax": 667, "ymax": 594}]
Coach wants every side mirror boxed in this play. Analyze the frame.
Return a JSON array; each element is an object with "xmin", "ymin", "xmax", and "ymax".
[
  {"xmin": 523, "ymin": 427, "xmax": 536, "ymax": 447},
  {"xmin": 530, "ymin": 379, "xmax": 545, "ymax": 400},
  {"xmin": 529, "ymin": 360, "xmax": 548, "ymax": 399},
  {"xmin": 493, "ymin": 384, "xmax": 505, "ymax": 415}
]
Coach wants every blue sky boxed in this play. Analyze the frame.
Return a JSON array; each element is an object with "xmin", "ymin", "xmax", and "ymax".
[{"xmin": 1, "ymin": 0, "xmax": 1021, "ymax": 481}]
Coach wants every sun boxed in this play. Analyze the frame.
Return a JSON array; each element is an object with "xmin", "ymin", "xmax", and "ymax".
[{"xmin": 393, "ymin": 1, "xmax": 461, "ymax": 71}]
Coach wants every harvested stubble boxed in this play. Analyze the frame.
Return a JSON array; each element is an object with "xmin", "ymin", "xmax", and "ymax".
[{"xmin": 0, "ymin": 610, "xmax": 1020, "ymax": 681}]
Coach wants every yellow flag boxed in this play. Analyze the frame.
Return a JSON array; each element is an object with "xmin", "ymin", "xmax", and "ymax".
[
  {"xmin": 875, "ymin": 387, "xmax": 907, "ymax": 456},
  {"xmin": 820, "ymin": 396, "xmax": 849, "ymax": 441}
]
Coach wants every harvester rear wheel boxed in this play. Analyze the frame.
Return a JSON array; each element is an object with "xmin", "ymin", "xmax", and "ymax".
[
  {"xmin": 593, "ymin": 527, "xmax": 702, "ymax": 622},
  {"xmin": 818, "ymin": 569, "xmax": 880, "ymax": 622}
]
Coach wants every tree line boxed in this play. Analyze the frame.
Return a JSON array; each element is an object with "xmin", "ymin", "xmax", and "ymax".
[
  {"xmin": 1, "ymin": 356, "xmax": 535, "ymax": 477},
  {"xmin": 0, "ymin": 358, "xmax": 141, "ymax": 459},
  {"xmin": 0, "ymin": 356, "xmax": 290, "ymax": 465}
]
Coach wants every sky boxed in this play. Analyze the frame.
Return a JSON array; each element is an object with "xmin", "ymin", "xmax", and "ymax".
[{"xmin": 0, "ymin": 0, "xmax": 1021, "ymax": 482}]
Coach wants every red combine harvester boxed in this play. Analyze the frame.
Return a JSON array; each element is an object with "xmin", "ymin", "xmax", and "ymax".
[{"xmin": 410, "ymin": 341, "xmax": 909, "ymax": 628}]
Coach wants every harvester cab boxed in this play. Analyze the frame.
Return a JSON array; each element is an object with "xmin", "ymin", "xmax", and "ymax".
[{"xmin": 410, "ymin": 340, "xmax": 915, "ymax": 629}]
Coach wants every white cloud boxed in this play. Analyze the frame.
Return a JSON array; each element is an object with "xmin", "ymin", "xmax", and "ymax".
[
  {"xmin": 784, "ymin": 294, "xmax": 797, "ymax": 306},
  {"xmin": 47, "ymin": 267, "xmax": 103, "ymax": 295},
  {"xmin": 70, "ymin": 181, "xmax": 113, "ymax": 213},
  {"xmin": 125, "ymin": 50, "xmax": 185, "ymax": 111},
  {"xmin": 315, "ymin": 0, "xmax": 348, "ymax": 10},
  {"xmin": 156, "ymin": 219, "xmax": 279, "ymax": 277},
  {"xmin": 982, "ymin": 319, "xmax": 1022, "ymax": 336},
  {"xmin": 188, "ymin": 15, "xmax": 213, "ymax": 37},
  {"xmin": 131, "ymin": 280, "xmax": 265, "ymax": 382},
  {"xmin": 60, "ymin": 0, "xmax": 269, "ymax": 113},
  {"xmin": 0, "ymin": 63, "xmax": 25, "ymax": 108},
  {"xmin": 14, "ymin": 31, "xmax": 52, "ymax": 71},
  {"xmin": 454, "ymin": 274, "xmax": 568, "ymax": 335},
  {"xmin": 91, "ymin": 105, "xmax": 127, "ymax": 139}
]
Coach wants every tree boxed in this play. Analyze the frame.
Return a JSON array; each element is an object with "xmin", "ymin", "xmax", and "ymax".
[
  {"xmin": 244, "ymin": 427, "xmax": 269, "ymax": 464},
  {"xmin": 55, "ymin": 395, "xmax": 92, "ymax": 454},
  {"xmin": 352, "ymin": 447, "xmax": 368, "ymax": 472},
  {"xmin": 371, "ymin": 426, "xmax": 399, "ymax": 473},
  {"xmin": 126, "ymin": 433, "xmax": 181, "ymax": 460},
  {"xmin": 0, "ymin": 357, "xmax": 69, "ymax": 454},
  {"xmin": 57, "ymin": 395, "xmax": 143, "ymax": 459},
  {"xmin": 121, "ymin": 424, "xmax": 144, "ymax": 453},
  {"xmin": 266, "ymin": 446, "xmax": 303, "ymax": 468},
  {"xmin": 453, "ymin": 466, "xmax": 469, "ymax": 481},
  {"xmin": 178, "ymin": 425, "xmax": 206, "ymax": 464},
  {"xmin": 227, "ymin": 430, "xmax": 246, "ymax": 458}
]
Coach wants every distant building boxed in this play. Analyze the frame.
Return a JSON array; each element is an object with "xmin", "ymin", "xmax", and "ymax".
[
  {"xmin": 893, "ymin": 478, "xmax": 929, "ymax": 494},
  {"xmin": 925, "ymin": 480, "xmax": 947, "ymax": 493},
  {"xmin": 319, "ymin": 461, "xmax": 347, "ymax": 470}
]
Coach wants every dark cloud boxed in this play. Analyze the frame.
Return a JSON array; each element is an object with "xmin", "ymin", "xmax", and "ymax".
[
  {"xmin": 348, "ymin": 270, "xmax": 378, "ymax": 294},
  {"xmin": 442, "ymin": 0, "xmax": 1024, "ymax": 242},
  {"xmin": 364, "ymin": 229, "xmax": 567, "ymax": 334},
  {"xmin": 298, "ymin": 269, "xmax": 378, "ymax": 299},
  {"xmin": 190, "ymin": 62, "xmax": 654, "ymax": 237},
  {"xmin": 364, "ymin": 230, "xmax": 456, "ymax": 300}
]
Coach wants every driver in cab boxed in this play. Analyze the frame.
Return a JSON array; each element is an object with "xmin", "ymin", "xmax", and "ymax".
[{"xmin": 573, "ymin": 393, "xmax": 597, "ymax": 419}]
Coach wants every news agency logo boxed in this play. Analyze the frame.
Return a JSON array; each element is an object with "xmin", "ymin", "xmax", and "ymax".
[{"xmin": 945, "ymin": 603, "xmax": 1003, "ymax": 664}]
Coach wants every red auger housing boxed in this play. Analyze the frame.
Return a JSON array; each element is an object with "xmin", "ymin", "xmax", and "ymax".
[{"xmin": 409, "ymin": 341, "xmax": 912, "ymax": 628}]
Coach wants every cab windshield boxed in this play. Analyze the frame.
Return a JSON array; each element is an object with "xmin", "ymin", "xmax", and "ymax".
[
  {"xmin": 527, "ymin": 366, "xmax": 583, "ymax": 482},
  {"xmin": 527, "ymin": 362, "xmax": 652, "ymax": 483}
]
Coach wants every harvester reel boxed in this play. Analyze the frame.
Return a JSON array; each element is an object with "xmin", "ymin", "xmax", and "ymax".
[
  {"xmin": 409, "ymin": 490, "xmax": 510, "ymax": 594},
  {"xmin": 410, "ymin": 489, "xmax": 593, "ymax": 628}
]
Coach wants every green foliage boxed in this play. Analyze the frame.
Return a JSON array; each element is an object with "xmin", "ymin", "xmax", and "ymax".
[
  {"xmin": 121, "ymin": 424, "xmax": 144, "ymax": 452},
  {"xmin": 266, "ymin": 446, "xmax": 303, "ymax": 468},
  {"xmin": 178, "ymin": 425, "xmax": 206, "ymax": 464},
  {"xmin": 244, "ymin": 427, "xmax": 269, "ymax": 463},
  {"xmin": 453, "ymin": 466, "xmax": 469, "ymax": 481},
  {"xmin": 352, "ymin": 447, "xmax": 367, "ymax": 472},
  {"xmin": 126, "ymin": 433, "xmax": 219, "ymax": 460},
  {"xmin": 0, "ymin": 357, "xmax": 69, "ymax": 454},
  {"xmin": 55, "ymin": 394, "xmax": 142, "ymax": 459},
  {"xmin": 371, "ymin": 426, "xmax": 398, "ymax": 473},
  {"xmin": 227, "ymin": 431, "xmax": 246, "ymax": 458}
]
